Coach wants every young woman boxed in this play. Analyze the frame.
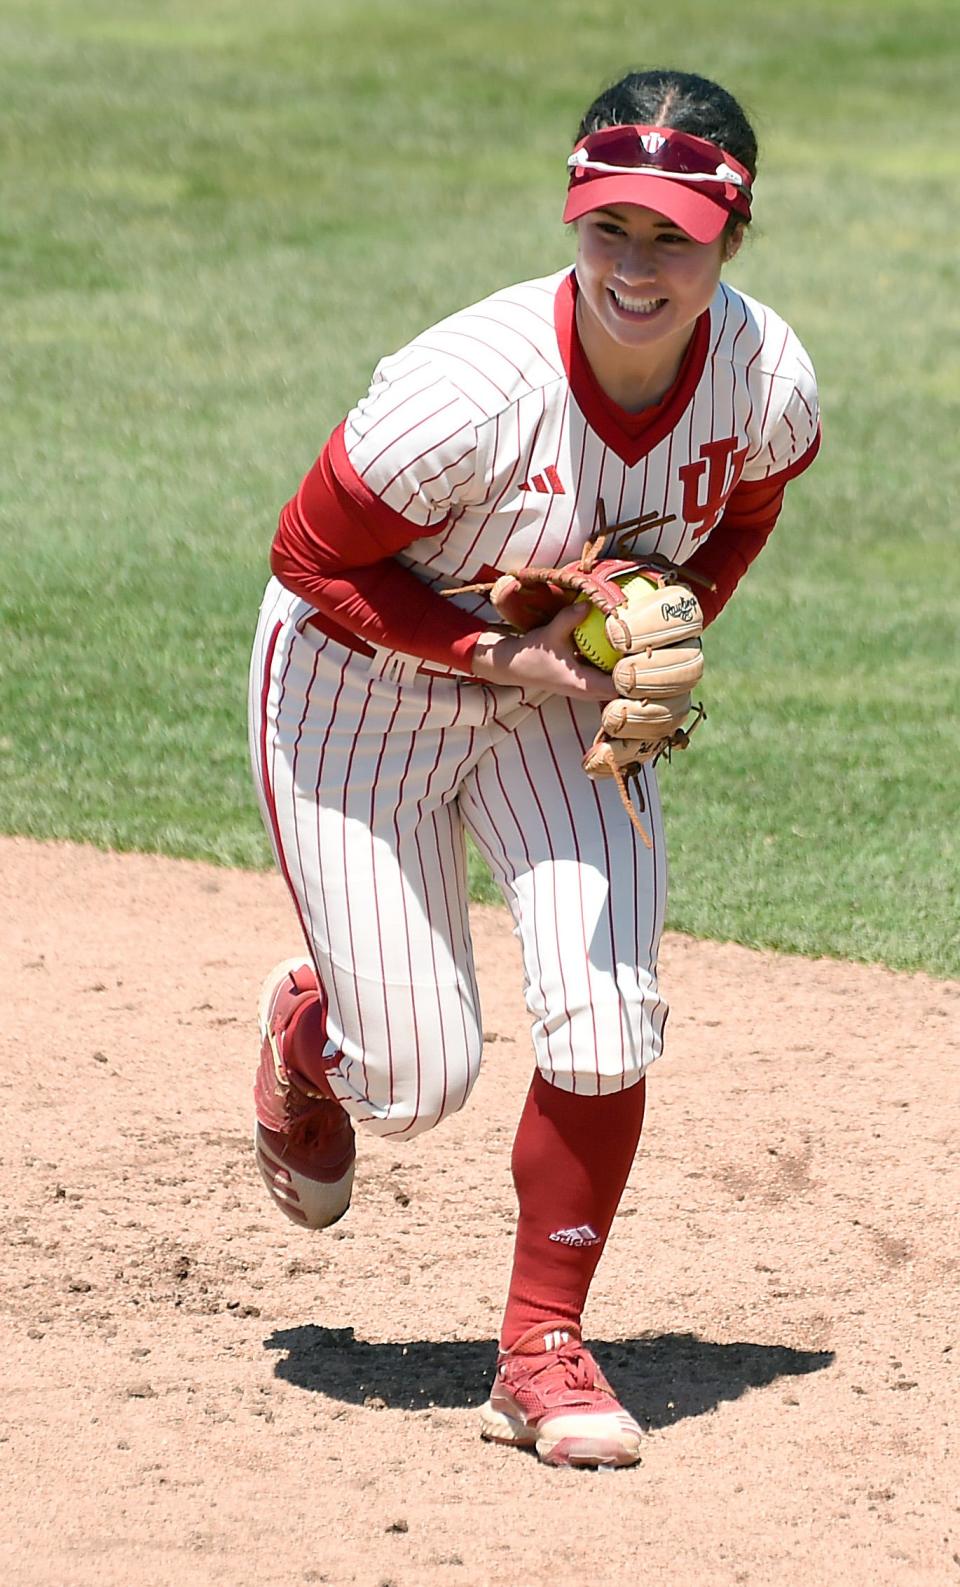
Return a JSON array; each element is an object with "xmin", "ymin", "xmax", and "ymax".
[{"xmin": 248, "ymin": 67, "xmax": 820, "ymax": 1469}]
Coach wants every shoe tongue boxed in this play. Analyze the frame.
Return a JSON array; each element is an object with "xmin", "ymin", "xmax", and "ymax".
[{"xmin": 508, "ymin": 1320, "xmax": 582, "ymax": 1356}]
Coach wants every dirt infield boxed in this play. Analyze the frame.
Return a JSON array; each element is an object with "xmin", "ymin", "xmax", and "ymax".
[{"xmin": 1, "ymin": 836, "xmax": 958, "ymax": 1587}]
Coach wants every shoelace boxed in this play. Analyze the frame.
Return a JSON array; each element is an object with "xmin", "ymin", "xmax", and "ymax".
[
  {"xmin": 284, "ymin": 1089, "xmax": 345, "ymax": 1147},
  {"xmin": 524, "ymin": 1340, "xmax": 598, "ymax": 1394}
]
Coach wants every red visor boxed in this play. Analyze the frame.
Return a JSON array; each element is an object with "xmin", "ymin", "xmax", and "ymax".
[{"xmin": 563, "ymin": 124, "xmax": 753, "ymax": 242}]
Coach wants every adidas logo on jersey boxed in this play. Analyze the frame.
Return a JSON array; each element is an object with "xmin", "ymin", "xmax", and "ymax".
[
  {"xmin": 518, "ymin": 465, "xmax": 565, "ymax": 494},
  {"xmin": 548, "ymin": 1223, "xmax": 600, "ymax": 1247}
]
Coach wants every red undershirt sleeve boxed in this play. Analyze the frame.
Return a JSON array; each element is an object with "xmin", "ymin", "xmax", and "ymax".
[
  {"xmin": 683, "ymin": 474, "xmax": 789, "ymax": 627},
  {"xmin": 273, "ymin": 423, "xmax": 818, "ymax": 657},
  {"xmin": 269, "ymin": 422, "xmax": 490, "ymax": 671}
]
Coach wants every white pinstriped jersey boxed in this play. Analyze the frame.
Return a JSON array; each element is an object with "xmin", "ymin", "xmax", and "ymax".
[
  {"xmin": 249, "ymin": 268, "xmax": 820, "ymax": 1126},
  {"xmin": 341, "ymin": 268, "xmax": 819, "ymax": 628}
]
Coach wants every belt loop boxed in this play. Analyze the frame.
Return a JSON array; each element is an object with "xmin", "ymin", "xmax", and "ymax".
[{"xmin": 369, "ymin": 648, "xmax": 419, "ymax": 686}]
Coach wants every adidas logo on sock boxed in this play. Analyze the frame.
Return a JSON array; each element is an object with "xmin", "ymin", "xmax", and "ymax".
[{"xmin": 548, "ymin": 1223, "xmax": 600, "ymax": 1247}]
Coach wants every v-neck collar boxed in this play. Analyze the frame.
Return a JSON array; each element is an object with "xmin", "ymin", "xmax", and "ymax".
[{"xmin": 553, "ymin": 270, "xmax": 709, "ymax": 466}]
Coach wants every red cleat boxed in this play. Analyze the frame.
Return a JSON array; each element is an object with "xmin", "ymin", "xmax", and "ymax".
[
  {"xmin": 479, "ymin": 1321, "xmax": 642, "ymax": 1468},
  {"xmin": 253, "ymin": 958, "xmax": 355, "ymax": 1230}
]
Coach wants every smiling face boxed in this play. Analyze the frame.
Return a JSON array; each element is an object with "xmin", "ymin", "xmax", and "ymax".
[{"xmin": 574, "ymin": 203, "xmax": 742, "ymax": 408}]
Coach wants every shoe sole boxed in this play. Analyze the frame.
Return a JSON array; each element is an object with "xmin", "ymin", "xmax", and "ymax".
[
  {"xmin": 479, "ymin": 1400, "xmax": 642, "ymax": 1468},
  {"xmin": 254, "ymin": 1122, "xmax": 354, "ymax": 1229}
]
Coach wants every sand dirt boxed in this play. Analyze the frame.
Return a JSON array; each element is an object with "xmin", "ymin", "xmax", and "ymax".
[{"xmin": 1, "ymin": 835, "xmax": 958, "ymax": 1587}]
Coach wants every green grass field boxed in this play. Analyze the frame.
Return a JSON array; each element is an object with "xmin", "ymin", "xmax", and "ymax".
[{"xmin": 1, "ymin": 0, "xmax": 957, "ymax": 976}]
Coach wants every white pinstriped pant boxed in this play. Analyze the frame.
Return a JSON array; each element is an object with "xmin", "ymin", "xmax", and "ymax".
[{"xmin": 248, "ymin": 580, "xmax": 668, "ymax": 1140}]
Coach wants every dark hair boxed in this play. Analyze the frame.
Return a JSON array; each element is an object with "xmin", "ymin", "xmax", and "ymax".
[{"xmin": 577, "ymin": 68, "xmax": 759, "ymax": 200}]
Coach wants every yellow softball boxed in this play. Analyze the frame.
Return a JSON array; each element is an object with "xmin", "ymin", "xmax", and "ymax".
[{"xmin": 572, "ymin": 573, "xmax": 658, "ymax": 672}]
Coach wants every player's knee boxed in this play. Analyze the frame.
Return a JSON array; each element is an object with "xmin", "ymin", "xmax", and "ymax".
[
  {"xmin": 353, "ymin": 1083, "xmax": 474, "ymax": 1141},
  {"xmin": 348, "ymin": 1046, "xmax": 482, "ymax": 1141},
  {"xmin": 537, "ymin": 991, "xmax": 663, "ymax": 1092}
]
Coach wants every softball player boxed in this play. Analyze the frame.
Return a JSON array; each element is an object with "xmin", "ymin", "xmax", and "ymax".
[{"xmin": 248, "ymin": 67, "xmax": 820, "ymax": 1468}]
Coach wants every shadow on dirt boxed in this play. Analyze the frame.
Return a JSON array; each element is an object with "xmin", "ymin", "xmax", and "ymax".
[{"xmin": 263, "ymin": 1326, "xmax": 834, "ymax": 1427}]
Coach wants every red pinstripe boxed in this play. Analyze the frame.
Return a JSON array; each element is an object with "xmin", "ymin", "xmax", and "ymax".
[
  {"xmin": 706, "ymin": 325, "xmax": 718, "ymax": 463},
  {"xmin": 524, "ymin": 388, "xmax": 570, "ymax": 567},
  {"xmin": 568, "ymin": 405, "xmax": 591, "ymax": 536},
  {"xmin": 287, "ymin": 642, "xmax": 323, "ymax": 952},
  {"xmin": 628, "ymin": 780, "xmax": 646, "ymax": 1088},
  {"xmin": 357, "ymin": 393, "xmax": 462, "ymax": 479},
  {"xmin": 256, "ymin": 621, "xmax": 313, "ymax": 952},
  {"xmin": 364, "ymin": 685, "xmax": 407, "ymax": 1114},
  {"xmin": 336, "ymin": 673, "xmax": 382, "ymax": 1102},
  {"xmin": 455, "ymin": 309, "xmax": 564, "ymax": 380},
  {"xmin": 537, "ymin": 709, "xmax": 602, "ymax": 1092},
  {"xmin": 441, "ymin": 318, "xmax": 542, "ymax": 390},
  {"xmin": 512, "ymin": 301, "xmax": 555, "ymax": 332},
  {"xmin": 396, "ymin": 701, "xmax": 466, "ymax": 1136},
  {"xmin": 420, "ymin": 411, "xmax": 510, "ymax": 575},
  {"xmin": 474, "ymin": 387, "xmax": 552, "ymax": 562},
  {"xmin": 511, "ymin": 730, "xmax": 578, "ymax": 1079},
  {"xmin": 643, "ymin": 763, "xmax": 667, "ymax": 1073},
  {"xmin": 462, "ymin": 775, "xmax": 514, "ymax": 895},
  {"xmin": 400, "ymin": 440, "xmax": 476, "ymax": 507},
  {"xmin": 656, "ymin": 425, "xmax": 675, "ymax": 548},
  {"xmin": 720, "ymin": 296, "xmax": 737, "ymax": 453},
  {"xmin": 421, "ymin": 328, "xmax": 523, "ymax": 401},
  {"xmin": 378, "ymin": 417, "xmax": 474, "ymax": 500},
  {"xmin": 391, "ymin": 684, "xmax": 473, "ymax": 1133},
  {"xmin": 561, "ymin": 699, "xmax": 631, "ymax": 1082},
  {"xmin": 613, "ymin": 452, "xmax": 629, "ymax": 542},
  {"xmin": 484, "ymin": 736, "xmax": 555, "ymax": 1082},
  {"xmin": 448, "ymin": 403, "xmax": 526, "ymax": 571},
  {"xmin": 712, "ymin": 286, "xmax": 732, "ymax": 360},
  {"xmin": 431, "ymin": 800, "xmax": 474, "ymax": 1122},
  {"xmin": 739, "ymin": 329, "xmax": 766, "ymax": 465},
  {"xmin": 399, "ymin": 691, "xmax": 475, "ymax": 1141},
  {"xmin": 757, "ymin": 325, "xmax": 791, "ymax": 437},
  {"xmin": 408, "ymin": 807, "xmax": 454, "ymax": 1134},
  {"xmin": 374, "ymin": 352, "xmax": 431, "ymax": 381},
  {"xmin": 355, "ymin": 375, "xmax": 454, "ymax": 447},
  {"xmin": 309, "ymin": 639, "xmax": 355, "ymax": 1080},
  {"xmin": 766, "ymin": 430, "xmax": 821, "ymax": 484}
]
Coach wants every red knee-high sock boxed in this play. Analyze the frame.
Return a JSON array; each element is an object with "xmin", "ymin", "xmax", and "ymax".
[{"xmin": 499, "ymin": 1071, "xmax": 646, "ymax": 1350}]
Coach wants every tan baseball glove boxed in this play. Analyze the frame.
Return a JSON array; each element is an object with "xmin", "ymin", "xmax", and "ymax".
[{"xmin": 487, "ymin": 548, "xmax": 709, "ymax": 845}]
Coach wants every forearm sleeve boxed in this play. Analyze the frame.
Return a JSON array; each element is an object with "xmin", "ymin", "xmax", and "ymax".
[
  {"xmin": 269, "ymin": 424, "xmax": 489, "ymax": 670},
  {"xmin": 684, "ymin": 476, "xmax": 787, "ymax": 627}
]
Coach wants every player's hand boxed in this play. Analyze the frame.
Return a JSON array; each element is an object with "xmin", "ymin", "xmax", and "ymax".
[{"xmin": 470, "ymin": 603, "xmax": 613, "ymax": 699}]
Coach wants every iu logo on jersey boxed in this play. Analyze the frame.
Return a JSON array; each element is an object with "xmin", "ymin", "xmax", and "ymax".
[{"xmin": 678, "ymin": 436, "xmax": 748, "ymax": 538}]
